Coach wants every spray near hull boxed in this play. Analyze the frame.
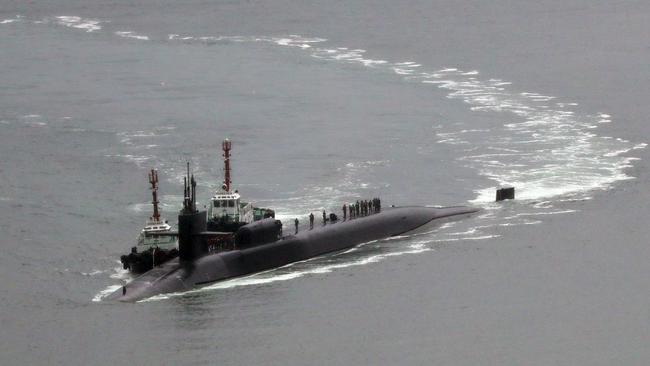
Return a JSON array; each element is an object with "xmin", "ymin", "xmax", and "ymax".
[{"xmin": 106, "ymin": 205, "xmax": 477, "ymax": 302}]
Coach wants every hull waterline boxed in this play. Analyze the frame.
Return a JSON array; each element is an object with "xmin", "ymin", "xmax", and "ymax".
[{"xmin": 106, "ymin": 206, "xmax": 478, "ymax": 302}]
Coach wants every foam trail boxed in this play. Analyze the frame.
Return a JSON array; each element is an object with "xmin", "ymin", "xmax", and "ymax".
[
  {"xmin": 167, "ymin": 35, "xmax": 642, "ymax": 227},
  {"xmin": 233, "ymin": 35, "xmax": 644, "ymax": 203},
  {"xmin": 104, "ymin": 154, "xmax": 153, "ymax": 168},
  {"xmin": 140, "ymin": 243, "xmax": 433, "ymax": 302},
  {"xmin": 55, "ymin": 16, "xmax": 103, "ymax": 32},
  {"xmin": 17, "ymin": 25, "xmax": 645, "ymax": 203},
  {"xmin": 93, "ymin": 285, "xmax": 122, "ymax": 302},
  {"xmin": 81, "ymin": 270, "xmax": 104, "ymax": 276},
  {"xmin": 115, "ymin": 31, "xmax": 150, "ymax": 41},
  {"xmin": 1, "ymin": 15, "xmax": 22, "ymax": 24},
  {"xmin": 165, "ymin": 32, "xmax": 644, "ymax": 203}
]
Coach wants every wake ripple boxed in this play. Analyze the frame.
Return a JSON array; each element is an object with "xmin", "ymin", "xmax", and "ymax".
[
  {"xmin": 115, "ymin": 31, "xmax": 149, "ymax": 41},
  {"xmin": 0, "ymin": 15, "xmax": 23, "ymax": 24},
  {"xmin": 54, "ymin": 16, "xmax": 103, "ymax": 32},
  {"xmin": 29, "ymin": 18, "xmax": 639, "ymax": 203},
  {"xmin": 162, "ymin": 33, "xmax": 644, "ymax": 203},
  {"xmin": 7, "ymin": 14, "xmax": 649, "ymax": 202}
]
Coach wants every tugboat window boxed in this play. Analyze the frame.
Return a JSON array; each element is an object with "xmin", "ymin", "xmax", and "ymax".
[
  {"xmin": 228, "ymin": 200, "xmax": 235, "ymax": 207},
  {"xmin": 214, "ymin": 201, "xmax": 220, "ymax": 207}
]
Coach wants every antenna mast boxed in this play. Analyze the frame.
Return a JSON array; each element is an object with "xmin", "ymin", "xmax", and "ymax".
[
  {"xmin": 183, "ymin": 161, "xmax": 196, "ymax": 213},
  {"xmin": 222, "ymin": 139, "xmax": 232, "ymax": 192},
  {"xmin": 149, "ymin": 169, "xmax": 161, "ymax": 222}
]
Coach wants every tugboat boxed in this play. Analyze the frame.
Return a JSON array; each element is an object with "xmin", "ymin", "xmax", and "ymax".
[
  {"xmin": 120, "ymin": 169, "xmax": 179, "ymax": 273},
  {"xmin": 119, "ymin": 140, "xmax": 273, "ymax": 273},
  {"xmin": 205, "ymin": 139, "xmax": 275, "ymax": 232}
]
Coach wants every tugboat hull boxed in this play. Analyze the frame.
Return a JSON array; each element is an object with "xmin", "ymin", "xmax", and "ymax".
[
  {"xmin": 120, "ymin": 248, "xmax": 179, "ymax": 274},
  {"xmin": 107, "ymin": 206, "xmax": 477, "ymax": 302}
]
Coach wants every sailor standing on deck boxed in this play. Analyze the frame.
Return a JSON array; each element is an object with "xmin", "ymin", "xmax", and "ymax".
[
  {"xmin": 294, "ymin": 218, "xmax": 299, "ymax": 234},
  {"xmin": 309, "ymin": 213, "xmax": 314, "ymax": 229},
  {"xmin": 322, "ymin": 210, "xmax": 327, "ymax": 225},
  {"xmin": 342, "ymin": 204, "xmax": 347, "ymax": 221}
]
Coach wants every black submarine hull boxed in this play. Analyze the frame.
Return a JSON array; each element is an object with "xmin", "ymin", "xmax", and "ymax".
[{"xmin": 107, "ymin": 206, "xmax": 477, "ymax": 302}]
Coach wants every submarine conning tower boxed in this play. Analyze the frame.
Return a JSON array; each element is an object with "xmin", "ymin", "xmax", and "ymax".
[{"xmin": 178, "ymin": 162, "xmax": 208, "ymax": 261}]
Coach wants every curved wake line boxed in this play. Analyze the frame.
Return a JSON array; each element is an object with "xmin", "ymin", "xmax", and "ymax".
[
  {"xmin": 92, "ymin": 285, "xmax": 122, "ymax": 302},
  {"xmin": 55, "ymin": 16, "xmax": 103, "ymax": 32},
  {"xmin": 289, "ymin": 38, "xmax": 645, "ymax": 203},
  {"xmin": 115, "ymin": 31, "xmax": 149, "ymax": 41},
  {"xmin": 0, "ymin": 15, "xmax": 22, "ymax": 24},
  {"xmin": 11, "ymin": 16, "xmax": 643, "ymax": 202},
  {"xmin": 139, "ymin": 243, "xmax": 432, "ymax": 303},
  {"xmin": 160, "ymin": 33, "xmax": 646, "ymax": 203}
]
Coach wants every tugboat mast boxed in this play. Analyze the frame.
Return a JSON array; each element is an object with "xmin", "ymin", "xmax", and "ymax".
[
  {"xmin": 222, "ymin": 139, "xmax": 232, "ymax": 192},
  {"xmin": 148, "ymin": 169, "xmax": 160, "ymax": 222}
]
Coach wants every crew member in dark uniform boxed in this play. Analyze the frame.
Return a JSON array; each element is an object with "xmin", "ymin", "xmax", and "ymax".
[
  {"xmin": 309, "ymin": 213, "xmax": 314, "ymax": 229},
  {"xmin": 342, "ymin": 204, "xmax": 347, "ymax": 221},
  {"xmin": 294, "ymin": 218, "xmax": 299, "ymax": 234},
  {"xmin": 322, "ymin": 210, "xmax": 327, "ymax": 225},
  {"xmin": 355, "ymin": 201, "xmax": 360, "ymax": 217}
]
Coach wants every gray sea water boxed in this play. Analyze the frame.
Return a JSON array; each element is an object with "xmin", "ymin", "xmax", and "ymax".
[{"xmin": 1, "ymin": 1, "xmax": 649, "ymax": 365}]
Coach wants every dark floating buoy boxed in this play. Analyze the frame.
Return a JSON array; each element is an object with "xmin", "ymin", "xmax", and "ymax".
[{"xmin": 496, "ymin": 187, "xmax": 515, "ymax": 202}]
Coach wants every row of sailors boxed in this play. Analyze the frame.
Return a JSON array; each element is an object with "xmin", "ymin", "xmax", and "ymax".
[
  {"xmin": 343, "ymin": 197, "xmax": 381, "ymax": 221},
  {"xmin": 294, "ymin": 198, "xmax": 382, "ymax": 233}
]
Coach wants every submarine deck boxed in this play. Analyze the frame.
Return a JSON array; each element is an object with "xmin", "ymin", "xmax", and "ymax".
[{"xmin": 108, "ymin": 205, "xmax": 478, "ymax": 302}]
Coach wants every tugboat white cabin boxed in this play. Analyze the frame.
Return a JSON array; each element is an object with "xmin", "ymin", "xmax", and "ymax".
[
  {"xmin": 208, "ymin": 191, "xmax": 255, "ymax": 224},
  {"xmin": 137, "ymin": 220, "xmax": 176, "ymax": 251},
  {"xmin": 205, "ymin": 139, "xmax": 275, "ymax": 232}
]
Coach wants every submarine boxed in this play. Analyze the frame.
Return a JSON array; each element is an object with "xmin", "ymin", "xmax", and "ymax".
[{"xmin": 106, "ymin": 166, "xmax": 478, "ymax": 302}]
